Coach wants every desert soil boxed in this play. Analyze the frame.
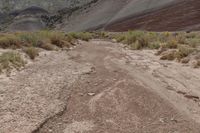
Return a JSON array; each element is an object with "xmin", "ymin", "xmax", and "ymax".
[{"xmin": 1, "ymin": 40, "xmax": 200, "ymax": 133}]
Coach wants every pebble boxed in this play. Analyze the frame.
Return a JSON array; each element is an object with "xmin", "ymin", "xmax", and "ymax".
[{"xmin": 87, "ymin": 93, "xmax": 95, "ymax": 96}]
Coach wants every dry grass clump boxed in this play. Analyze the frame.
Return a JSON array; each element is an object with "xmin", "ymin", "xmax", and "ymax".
[
  {"xmin": 37, "ymin": 40, "xmax": 55, "ymax": 50},
  {"xmin": 114, "ymin": 31, "xmax": 162, "ymax": 50},
  {"xmin": 0, "ymin": 52, "xmax": 25, "ymax": 73},
  {"xmin": 0, "ymin": 31, "xmax": 88, "ymax": 51},
  {"xmin": 113, "ymin": 31, "xmax": 200, "ymax": 67},
  {"xmin": 0, "ymin": 30, "xmax": 79, "ymax": 57},
  {"xmin": 23, "ymin": 47, "xmax": 39, "ymax": 60},
  {"xmin": 68, "ymin": 32, "xmax": 93, "ymax": 41},
  {"xmin": 0, "ymin": 31, "xmax": 92, "ymax": 73},
  {"xmin": 11, "ymin": 31, "xmax": 77, "ymax": 48},
  {"xmin": 176, "ymin": 45, "xmax": 196, "ymax": 60},
  {"xmin": 160, "ymin": 50, "xmax": 177, "ymax": 60},
  {"xmin": 0, "ymin": 34, "xmax": 20, "ymax": 49},
  {"xmin": 160, "ymin": 45, "xmax": 196, "ymax": 61},
  {"xmin": 164, "ymin": 39, "xmax": 178, "ymax": 49}
]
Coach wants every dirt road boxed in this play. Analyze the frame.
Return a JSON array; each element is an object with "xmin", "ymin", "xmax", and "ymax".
[{"xmin": 1, "ymin": 40, "xmax": 200, "ymax": 133}]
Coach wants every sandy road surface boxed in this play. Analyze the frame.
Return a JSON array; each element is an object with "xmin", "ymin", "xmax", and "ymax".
[{"xmin": 1, "ymin": 40, "xmax": 200, "ymax": 133}]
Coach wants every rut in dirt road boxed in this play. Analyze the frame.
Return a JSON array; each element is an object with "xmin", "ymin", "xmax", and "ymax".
[{"xmin": 36, "ymin": 40, "xmax": 200, "ymax": 133}]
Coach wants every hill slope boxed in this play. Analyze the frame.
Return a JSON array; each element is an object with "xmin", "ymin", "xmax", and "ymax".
[{"xmin": 0, "ymin": 0, "xmax": 200, "ymax": 31}]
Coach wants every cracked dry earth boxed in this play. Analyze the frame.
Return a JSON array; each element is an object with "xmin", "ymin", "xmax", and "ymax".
[{"xmin": 1, "ymin": 40, "xmax": 200, "ymax": 133}]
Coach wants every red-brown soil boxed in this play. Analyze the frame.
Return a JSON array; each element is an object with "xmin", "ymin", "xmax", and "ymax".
[{"xmin": 105, "ymin": 0, "xmax": 200, "ymax": 31}]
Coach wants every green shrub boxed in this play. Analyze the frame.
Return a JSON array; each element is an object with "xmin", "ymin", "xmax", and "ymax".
[
  {"xmin": 176, "ymin": 45, "xmax": 196, "ymax": 60},
  {"xmin": 18, "ymin": 32, "xmax": 40, "ymax": 46},
  {"xmin": 130, "ymin": 41, "xmax": 142, "ymax": 50},
  {"xmin": 124, "ymin": 31, "xmax": 145, "ymax": 45},
  {"xmin": 115, "ymin": 34, "xmax": 125, "ymax": 42},
  {"xmin": 176, "ymin": 34, "xmax": 187, "ymax": 44},
  {"xmin": 186, "ymin": 38, "xmax": 200, "ymax": 48},
  {"xmin": 68, "ymin": 32, "xmax": 93, "ymax": 41},
  {"xmin": 0, "ymin": 52, "xmax": 25, "ymax": 72},
  {"xmin": 148, "ymin": 42, "xmax": 160, "ymax": 49}
]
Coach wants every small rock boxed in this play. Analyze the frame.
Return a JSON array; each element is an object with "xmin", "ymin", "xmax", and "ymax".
[
  {"xmin": 48, "ymin": 129, "xmax": 53, "ymax": 132},
  {"xmin": 94, "ymin": 83, "xmax": 98, "ymax": 86},
  {"xmin": 159, "ymin": 118, "xmax": 165, "ymax": 123},
  {"xmin": 170, "ymin": 118, "xmax": 178, "ymax": 123},
  {"xmin": 87, "ymin": 93, "xmax": 95, "ymax": 96}
]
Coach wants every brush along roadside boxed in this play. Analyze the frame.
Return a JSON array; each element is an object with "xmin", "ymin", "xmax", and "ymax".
[
  {"xmin": 0, "ymin": 31, "xmax": 93, "ymax": 73},
  {"xmin": 111, "ymin": 31, "xmax": 200, "ymax": 68}
]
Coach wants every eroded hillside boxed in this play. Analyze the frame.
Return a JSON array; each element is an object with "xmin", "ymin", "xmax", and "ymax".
[{"xmin": 1, "ymin": 0, "xmax": 200, "ymax": 32}]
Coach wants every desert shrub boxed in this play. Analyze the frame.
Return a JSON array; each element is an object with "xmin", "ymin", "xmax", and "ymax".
[
  {"xmin": 176, "ymin": 34, "xmax": 187, "ymax": 44},
  {"xmin": 186, "ymin": 32, "xmax": 198, "ymax": 39},
  {"xmin": 0, "ymin": 52, "xmax": 25, "ymax": 72},
  {"xmin": 23, "ymin": 47, "xmax": 39, "ymax": 60},
  {"xmin": 115, "ymin": 34, "xmax": 126, "ymax": 42},
  {"xmin": 18, "ymin": 32, "xmax": 40, "ymax": 46},
  {"xmin": 124, "ymin": 31, "xmax": 145, "ymax": 45},
  {"xmin": 68, "ymin": 32, "xmax": 93, "ymax": 41},
  {"xmin": 37, "ymin": 40, "xmax": 54, "ymax": 50},
  {"xmin": 115, "ymin": 31, "xmax": 161, "ymax": 50},
  {"xmin": 186, "ymin": 38, "xmax": 200, "ymax": 48},
  {"xmin": 65, "ymin": 34, "xmax": 75, "ymax": 43},
  {"xmin": 137, "ymin": 35, "xmax": 149, "ymax": 47},
  {"xmin": 146, "ymin": 32, "xmax": 159, "ymax": 42},
  {"xmin": 164, "ymin": 39, "xmax": 178, "ymax": 49},
  {"xmin": 0, "ymin": 34, "xmax": 20, "ymax": 49},
  {"xmin": 50, "ymin": 35, "xmax": 65, "ymax": 47},
  {"xmin": 99, "ymin": 32, "xmax": 109, "ymax": 38},
  {"xmin": 129, "ymin": 37, "xmax": 149, "ymax": 50},
  {"xmin": 130, "ymin": 41, "xmax": 141, "ymax": 50},
  {"xmin": 160, "ymin": 50, "xmax": 176, "ymax": 60},
  {"xmin": 176, "ymin": 45, "xmax": 196, "ymax": 60},
  {"xmin": 155, "ymin": 46, "xmax": 168, "ymax": 55},
  {"xmin": 148, "ymin": 42, "xmax": 160, "ymax": 49},
  {"xmin": 41, "ymin": 43, "xmax": 54, "ymax": 50}
]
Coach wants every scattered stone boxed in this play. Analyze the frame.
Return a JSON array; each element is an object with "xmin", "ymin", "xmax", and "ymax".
[
  {"xmin": 159, "ymin": 118, "xmax": 165, "ymax": 123},
  {"xmin": 87, "ymin": 93, "xmax": 95, "ymax": 96},
  {"xmin": 170, "ymin": 118, "xmax": 178, "ymax": 123},
  {"xmin": 84, "ymin": 66, "xmax": 96, "ymax": 75}
]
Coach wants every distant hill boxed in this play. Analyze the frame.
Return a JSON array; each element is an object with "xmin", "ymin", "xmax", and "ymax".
[
  {"xmin": 0, "ymin": 0, "xmax": 200, "ymax": 32},
  {"xmin": 0, "ymin": 0, "xmax": 93, "ymax": 13}
]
